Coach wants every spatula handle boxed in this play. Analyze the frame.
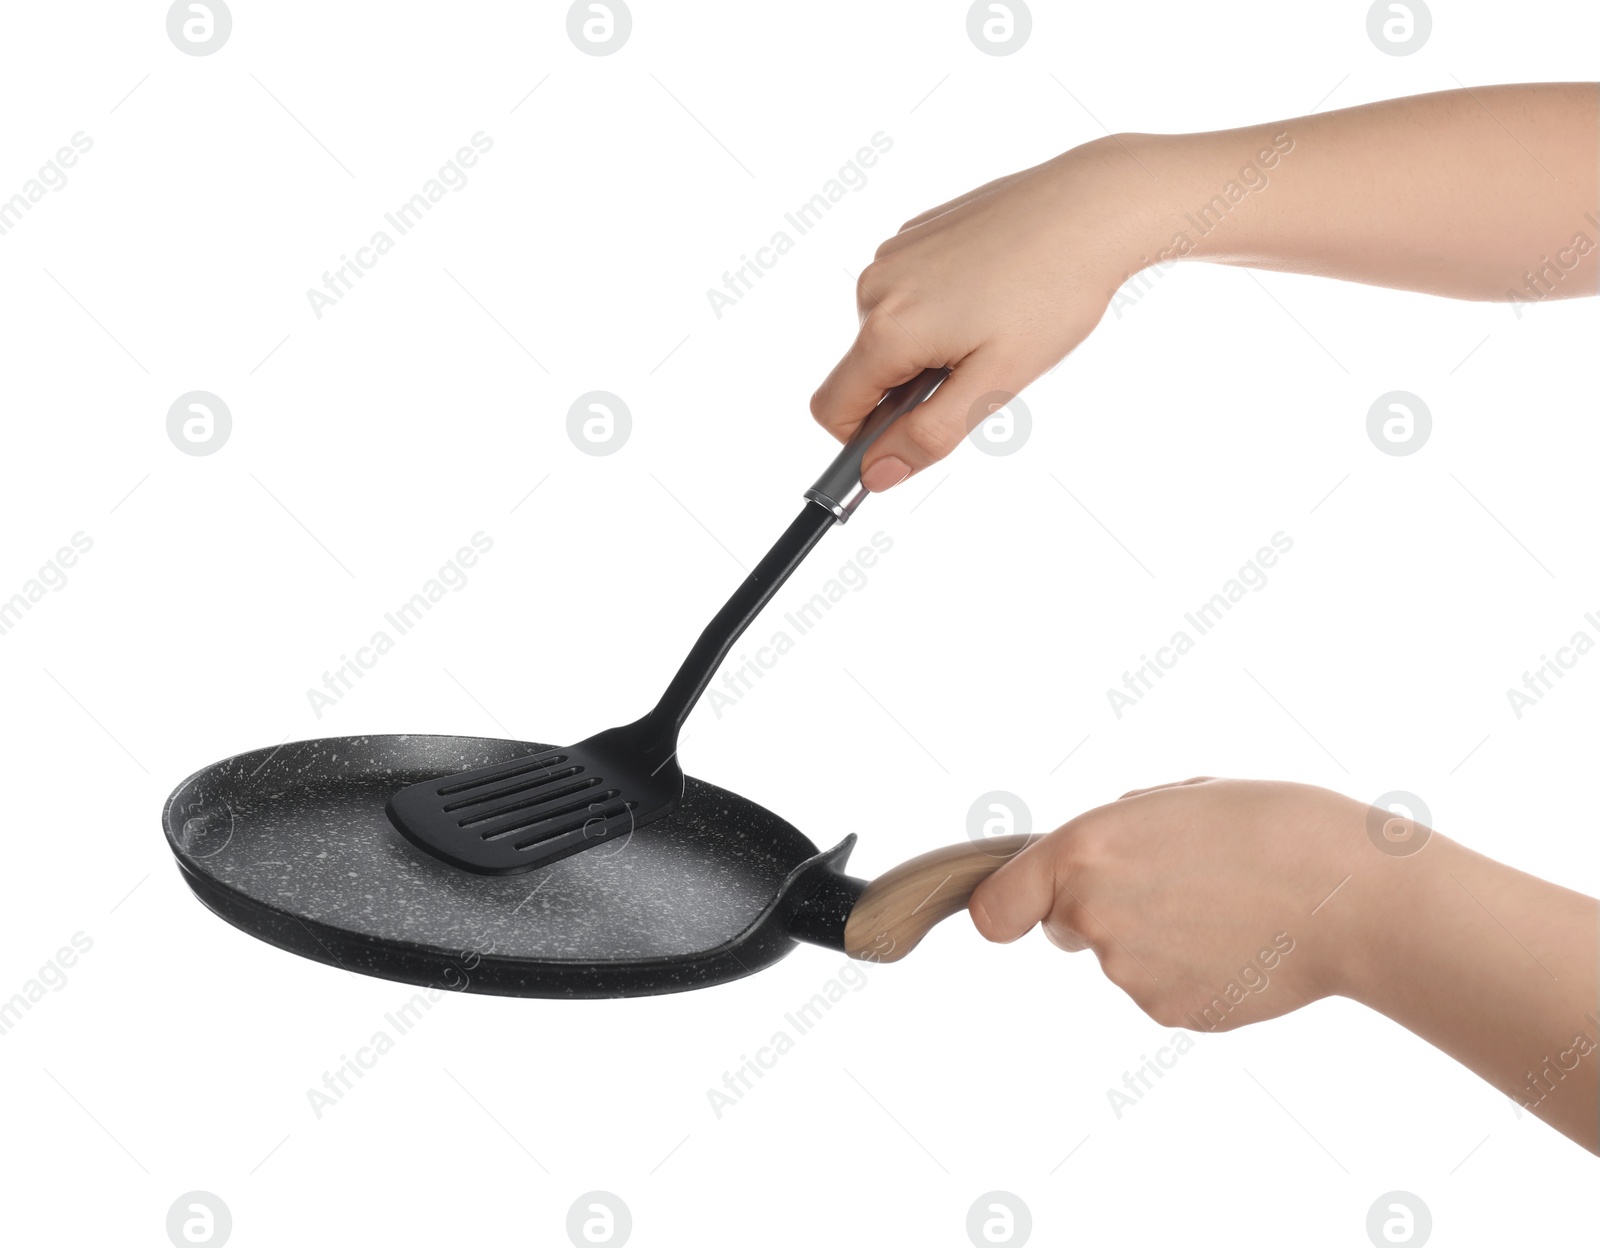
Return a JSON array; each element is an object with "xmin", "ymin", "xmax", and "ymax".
[
  {"xmin": 639, "ymin": 367, "xmax": 951, "ymax": 750},
  {"xmin": 842, "ymin": 834, "xmax": 1042, "ymax": 963},
  {"xmin": 804, "ymin": 367, "xmax": 949, "ymax": 521}
]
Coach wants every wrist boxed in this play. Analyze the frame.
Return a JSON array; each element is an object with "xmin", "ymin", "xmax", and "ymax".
[
  {"xmin": 1284, "ymin": 788, "xmax": 1428, "ymax": 1003},
  {"xmin": 1047, "ymin": 134, "xmax": 1173, "ymax": 290},
  {"xmin": 1079, "ymin": 127, "xmax": 1304, "ymax": 282},
  {"xmin": 1319, "ymin": 816, "xmax": 1469, "ymax": 1009}
]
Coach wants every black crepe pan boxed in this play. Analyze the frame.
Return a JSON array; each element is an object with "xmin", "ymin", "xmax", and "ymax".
[
  {"xmin": 162, "ymin": 370, "xmax": 1031, "ymax": 996},
  {"xmin": 162, "ymin": 733, "xmax": 1035, "ymax": 998}
]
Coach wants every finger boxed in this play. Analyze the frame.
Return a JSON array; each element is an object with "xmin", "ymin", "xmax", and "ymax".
[
  {"xmin": 968, "ymin": 834, "xmax": 1064, "ymax": 944},
  {"xmin": 1118, "ymin": 776, "xmax": 1217, "ymax": 800},
  {"xmin": 859, "ymin": 347, "xmax": 1034, "ymax": 489},
  {"xmin": 809, "ymin": 312, "xmax": 939, "ymax": 448},
  {"xmin": 1041, "ymin": 904, "xmax": 1092, "ymax": 953}
]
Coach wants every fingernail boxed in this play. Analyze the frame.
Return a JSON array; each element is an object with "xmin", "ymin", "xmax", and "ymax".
[{"xmin": 862, "ymin": 456, "xmax": 910, "ymax": 492}]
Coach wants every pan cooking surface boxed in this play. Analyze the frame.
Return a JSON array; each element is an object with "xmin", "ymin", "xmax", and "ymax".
[{"xmin": 163, "ymin": 735, "xmax": 822, "ymax": 995}]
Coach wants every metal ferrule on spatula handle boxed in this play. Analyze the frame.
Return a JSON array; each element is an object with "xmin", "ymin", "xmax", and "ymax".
[{"xmin": 804, "ymin": 367, "xmax": 949, "ymax": 521}]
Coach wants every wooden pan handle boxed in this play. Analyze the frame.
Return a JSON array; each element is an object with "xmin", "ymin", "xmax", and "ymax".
[{"xmin": 842, "ymin": 834, "xmax": 1041, "ymax": 963}]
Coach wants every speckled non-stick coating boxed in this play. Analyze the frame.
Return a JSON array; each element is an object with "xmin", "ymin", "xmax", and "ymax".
[{"xmin": 163, "ymin": 734, "xmax": 841, "ymax": 998}]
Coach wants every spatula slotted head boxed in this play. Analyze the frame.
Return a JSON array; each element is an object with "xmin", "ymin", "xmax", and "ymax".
[{"xmin": 386, "ymin": 725, "xmax": 684, "ymax": 874}]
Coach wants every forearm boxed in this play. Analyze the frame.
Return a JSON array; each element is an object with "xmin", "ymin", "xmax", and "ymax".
[
  {"xmin": 1109, "ymin": 84, "xmax": 1600, "ymax": 303},
  {"xmin": 1336, "ymin": 834, "xmax": 1599, "ymax": 1151}
]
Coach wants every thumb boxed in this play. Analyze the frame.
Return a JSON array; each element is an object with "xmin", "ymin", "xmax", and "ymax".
[
  {"xmin": 968, "ymin": 833, "xmax": 1062, "ymax": 943},
  {"xmin": 860, "ymin": 348, "xmax": 1033, "ymax": 491}
]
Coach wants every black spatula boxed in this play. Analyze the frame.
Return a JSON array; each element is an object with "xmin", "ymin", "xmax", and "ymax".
[{"xmin": 387, "ymin": 368, "xmax": 948, "ymax": 874}]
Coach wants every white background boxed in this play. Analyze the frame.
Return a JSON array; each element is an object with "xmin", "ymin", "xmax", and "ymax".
[{"xmin": 1, "ymin": 1, "xmax": 1596, "ymax": 1244}]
